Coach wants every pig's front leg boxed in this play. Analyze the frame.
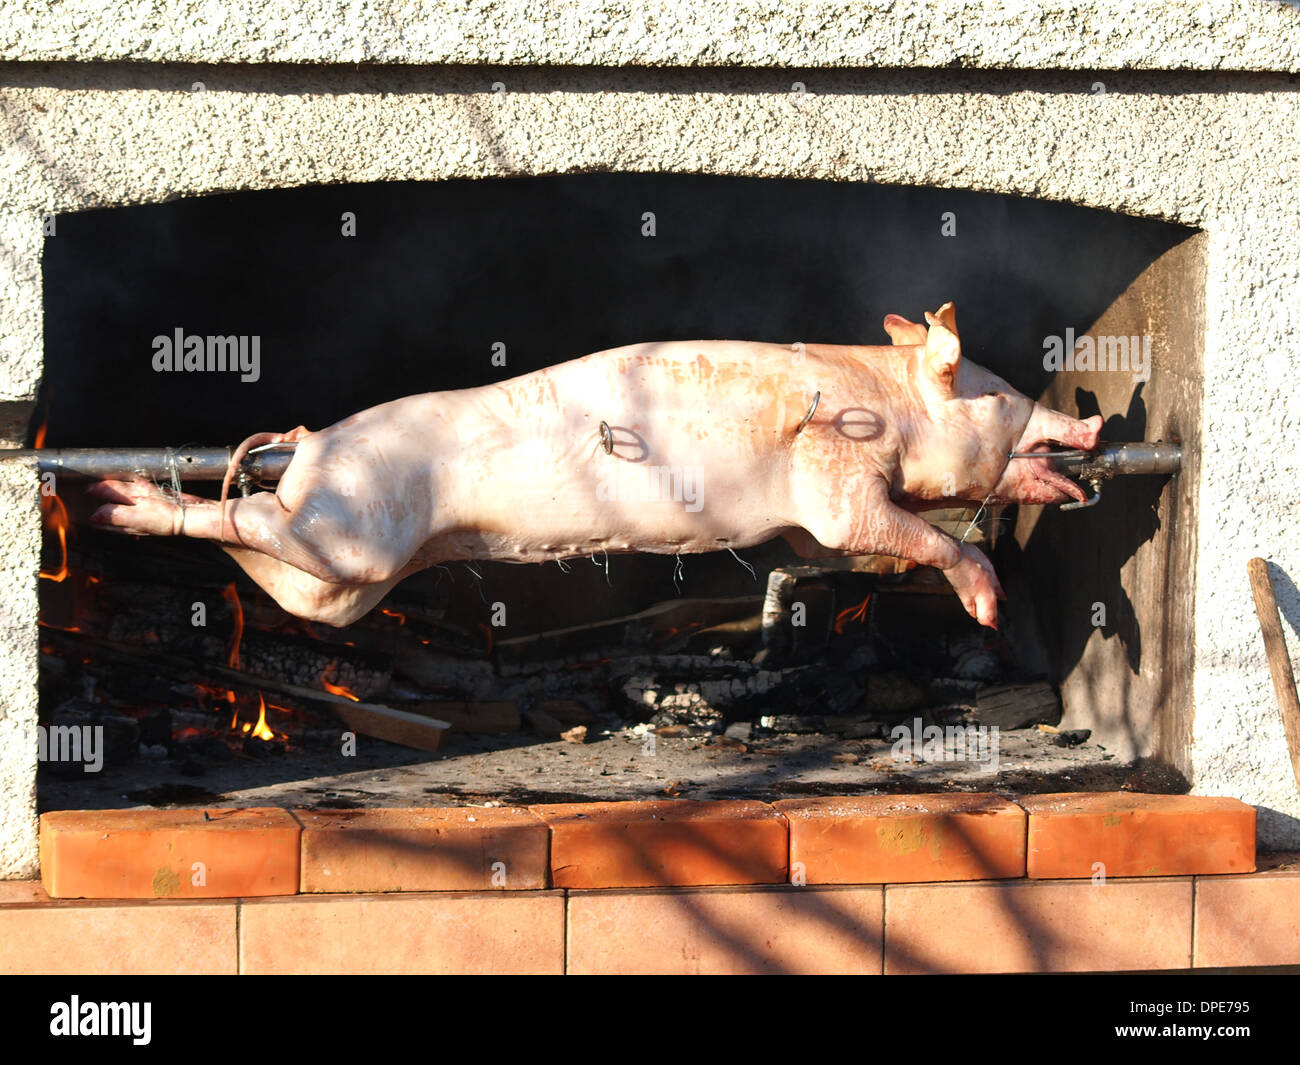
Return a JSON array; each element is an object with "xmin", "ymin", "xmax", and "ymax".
[
  {"xmin": 803, "ymin": 477, "xmax": 1005, "ymax": 628},
  {"xmin": 937, "ymin": 540, "xmax": 1006, "ymax": 629}
]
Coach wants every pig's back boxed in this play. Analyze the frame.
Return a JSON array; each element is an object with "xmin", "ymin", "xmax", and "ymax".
[
  {"xmin": 425, "ymin": 339, "xmax": 902, "ymax": 562},
  {"xmin": 275, "ymin": 339, "xmax": 907, "ymax": 568}
]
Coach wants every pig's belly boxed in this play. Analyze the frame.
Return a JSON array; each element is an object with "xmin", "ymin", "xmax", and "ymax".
[{"xmin": 430, "ymin": 443, "xmax": 796, "ymax": 563}]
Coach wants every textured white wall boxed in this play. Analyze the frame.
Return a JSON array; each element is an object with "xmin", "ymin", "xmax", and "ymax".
[
  {"xmin": 2, "ymin": 6, "xmax": 1299, "ymax": 870},
  {"xmin": 0, "ymin": 458, "xmax": 39, "ymax": 878},
  {"xmin": 1195, "ymin": 216, "xmax": 1300, "ymax": 847},
  {"xmin": 2, "ymin": 0, "xmax": 1298, "ymax": 69}
]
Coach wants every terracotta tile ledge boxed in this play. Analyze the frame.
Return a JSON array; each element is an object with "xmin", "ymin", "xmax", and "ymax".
[{"xmin": 30, "ymin": 792, "xmax": 1258, "ymax": 900}]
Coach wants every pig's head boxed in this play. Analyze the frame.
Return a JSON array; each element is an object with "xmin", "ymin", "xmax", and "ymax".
[{"xmin": 885, "ymin": 303, "xmax": 1102, "ymax": 507}]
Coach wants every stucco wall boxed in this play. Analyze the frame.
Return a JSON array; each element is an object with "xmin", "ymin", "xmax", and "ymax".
[
  {"xmin": 3, "ymin": 0, "xmax": 1299, "ymax": 70},
  {"xmin": 2, "ymin": 4, "xmax": 1299, "ymax": 870}
]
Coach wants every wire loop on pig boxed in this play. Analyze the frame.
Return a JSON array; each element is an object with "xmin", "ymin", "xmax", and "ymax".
[{"xmin": 795, "ymin": 391, "xmax": 820, "ymax": 434}]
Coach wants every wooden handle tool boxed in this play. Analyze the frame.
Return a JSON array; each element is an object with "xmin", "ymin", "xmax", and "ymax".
[{"xmin": 1248, "ymin": 557, "xmax": 1300, "ymax": 797}]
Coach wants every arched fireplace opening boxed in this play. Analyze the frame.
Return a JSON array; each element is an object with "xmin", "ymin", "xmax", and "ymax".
[{"xmin": 33, "ymin": 173, "xmax": 1199, "ymax": 810}]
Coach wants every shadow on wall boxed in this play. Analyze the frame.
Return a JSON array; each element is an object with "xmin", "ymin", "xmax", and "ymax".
[
  {"xmin": 1265, "ymin": 562, "xmax": 1300, "ymax": 644},
  {"xmin": 39, "ymin": 174, "xmax": 1193, "ymax": 630},
  {"xmin": 996, "ymin": 384, "xmax": 1170, "ymax": 753},
  {"xmin": 1004, "ymin": 230, "xmax": 1205, "ymax": 775},
  {"xmin": 1044, "ymin": 382, "xmax": 1166, "ymax": 679}
]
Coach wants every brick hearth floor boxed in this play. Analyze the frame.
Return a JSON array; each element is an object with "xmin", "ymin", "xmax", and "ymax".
[{"xmin": 1, "ymin": 793, "xmax": 1295, "ymax": 974}]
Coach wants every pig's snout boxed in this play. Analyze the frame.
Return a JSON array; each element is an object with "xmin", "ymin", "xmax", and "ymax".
[
  {"xmin": 1019, "ymin": 407, "xmax": 1102, "ymax": 453},
  {"xmin": 994, "ymin": 407, "xmax": 1103, "ymax": 505}
]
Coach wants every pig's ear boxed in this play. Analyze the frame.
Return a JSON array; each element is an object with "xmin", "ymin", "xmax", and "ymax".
[
  {"xmin": 883, "ymin": 313, "xmax": 928, "ymax": 346},
  {"xmin": 922, "ymin": 303, "xmax": 962, "ymax": 395},
  {"xmin": 925, "ymin": 301, "xmax": 959, "ymax": 338}
]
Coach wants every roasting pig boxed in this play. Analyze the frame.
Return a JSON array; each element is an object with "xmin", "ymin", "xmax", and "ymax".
[{"xmin": 86, "ymin": 303, "xmax": 1101, "ymax": 629}]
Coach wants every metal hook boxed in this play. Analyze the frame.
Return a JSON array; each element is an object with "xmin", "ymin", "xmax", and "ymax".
[
  {"xmin": 598, "ymin": 421, "xmax": 613, "ymax": 455},
  {"xmin": 248, "ymin": 441, "xmax": 299, "ymax": 454},
  {"xmin": 795, "ymin": 391, "xmax": 820, "ymax": 435},
  {"xmin": 1060, "ymin": 478, "xmax": 1103, "ymax": 511},
  {"xmin": 1007, "ymin": 449, "xmax": 1091, "ymax": 460}
]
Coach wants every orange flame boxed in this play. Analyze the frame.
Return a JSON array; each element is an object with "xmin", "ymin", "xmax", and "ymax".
[
  {"xmin": 220, "ymin": 583, "xmax": 243, "ymax": 669},
  {"xmin": 379, "ymin": 607, "xmax": 406, "ymax": 625},
  {"xmin": 221, "ymin": 583, "xmax": 245, "ymax": 730},
  {"xmin": 249, "ymin": 693, "xmax": 275, "ymax": 741},
  {"xmin": 321, "ymin": 678, "xmax": 360, "ymax": 701},
  {"xmin": 38, "ymin": 493, "xmax": 70, "ymax": 583},
  {"xmin": 834, "ymin": 593, "xmax": 872, "ymax": 635},
  {"xmin": 34, "ymin": 410, "xmax": 70, "ymax": 584},
  {"xmin": 217, "ymin": 584, "xmax": 274, "ymax": 740},
  {"xmin": 321, "ymin": 664, "xmax": 360, "ymax": 701}
]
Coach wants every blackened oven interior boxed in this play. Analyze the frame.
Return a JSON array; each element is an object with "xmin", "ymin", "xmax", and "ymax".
[{"xmin": 34, "ymin": 175, "xmax": 1196, "ymax": 809}]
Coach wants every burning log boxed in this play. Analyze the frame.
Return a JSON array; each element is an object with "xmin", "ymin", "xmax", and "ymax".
[
  {"xmin": 495, "ymin": 596, "xmax": 764, "ymax": 663},
  {"xmin": 41, "ymin": 628, "xmax": 448, "ymax": 751},
  {"xmin": 393, "ymin": 645, "xmax": 498, "ymax": 695},
  {"xmin": 396, "ymin": 700, "xmax": 520, "ymax": 734},
  {"xmin": 327, "ymin": 700, "xmax": 449, "ymax": 753}
]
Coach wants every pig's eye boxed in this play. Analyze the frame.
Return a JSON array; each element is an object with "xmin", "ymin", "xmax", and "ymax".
[{"xmin": 984, "ymin": 391, "xmax": 1002, "ymax": 398}]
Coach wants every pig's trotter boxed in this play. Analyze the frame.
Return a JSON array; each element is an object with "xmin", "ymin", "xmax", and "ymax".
[
  {"xmin": 941, "ymin": 542, "xmax": 1005, "ymax": 630},
  {"xmin": 87, "ymin": 478, "xmax": 208, "ymax": 536}
]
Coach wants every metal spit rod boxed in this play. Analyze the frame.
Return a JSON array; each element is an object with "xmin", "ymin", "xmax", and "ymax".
[
  {"xmin": 1005, "ymin": 441, "xmax": 1182, "ymax": 511},
  {"xmin": 0, "ymin": 444, "xmax": 296, "ymax": 485},
  {"xmin": 0, "ymin": 440, "xmax": 1182, "ymax": 488},
  {"xmin": 1055, "ymin": 441, "xmax": 1182, "ymax": 481},
  {"xmin": 1007, "ymin": 441, "xmax": 1181, "ymax": 479}
]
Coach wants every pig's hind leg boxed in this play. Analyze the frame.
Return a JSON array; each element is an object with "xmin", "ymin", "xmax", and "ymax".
[
  {"xmin": 221, "ymin": 544, "xmax": 421, "ymax": 626},
  {"xmin": 87, "ymin": 478, "xmax": 416, "ymax": 626},
  {"xmin": 92, "ymin": 479, "xmax": 408, "ymax": 585}
]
